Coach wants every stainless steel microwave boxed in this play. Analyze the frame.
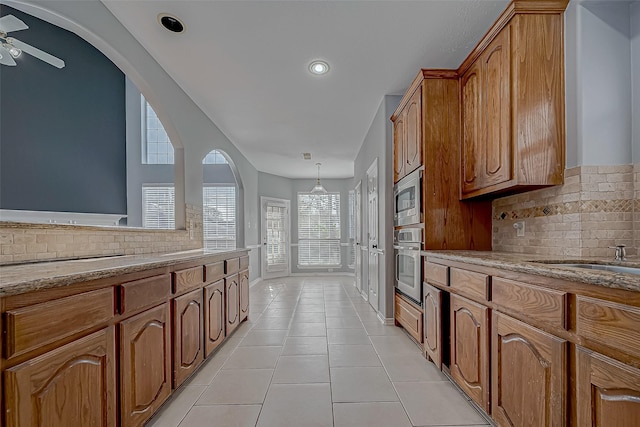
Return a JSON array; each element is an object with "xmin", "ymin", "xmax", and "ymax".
[{"xmin": 393, "ymin": 167, "xmax": 423, "ymax": 227}]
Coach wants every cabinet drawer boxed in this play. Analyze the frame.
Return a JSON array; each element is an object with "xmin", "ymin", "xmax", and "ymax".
[
  {"xmin": 492, "ymin": 277, "xmax": 567, "ymax": 330},
  {"xmin": 119, "ymin": 274, "xmax": 171, "ymax": 315},
  {"xmin": 205, "ymin": 261, "xmax": 225, "ymax": 283},
  {"xmin": 395, "ymin": 293, "xmax": 423, "ymax": 343},
  {"xmin": 240, "ymin": 256, "xmax": 249, "ymax": 270},
  {"xmin": 4, "ymin": 287, "xmax": 115, "ymax": 360},
  {"xmin": 450, "ymin": 267, "xmax": 489, "ymax": 302},
  {"xmin": 225, "ymin": 258, "xmax": 240, "ymax": 275},
  {"xmin": 173, "ymin": 266, "xmax": 204, "ymax": 294},
  {"xmin": 577, "ymin": 296, "xmax": 640, "ymax": 359},
  {"xmin": 425, "ymin": 262, "xmax": 448, "ymax": 287}
]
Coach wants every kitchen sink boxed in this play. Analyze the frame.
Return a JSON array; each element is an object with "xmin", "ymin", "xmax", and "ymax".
[{"xmin": 544, "ymin": 263, "xmax": 640, "ymax": 275}]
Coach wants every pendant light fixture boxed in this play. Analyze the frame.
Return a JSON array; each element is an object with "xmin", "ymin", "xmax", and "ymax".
[{"xmin": 310, "ymin": 162, "xmax": 327, "ymax": 194}]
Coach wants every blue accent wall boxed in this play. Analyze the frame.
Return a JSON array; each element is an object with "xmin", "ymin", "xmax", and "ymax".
[{"xmin": 0, "ymin": 5, "xmax": 126, "ymax": 214}]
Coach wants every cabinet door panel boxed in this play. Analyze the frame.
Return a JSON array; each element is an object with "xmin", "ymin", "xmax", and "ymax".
[
  {"xmin": 226, "ymin": 274, "xmax": 240, "ymax": 336},
  {"xmin": 482, "ymin": 28, "xmax": 512, "ymax": 187},
  {"xmin": 204, "ymin": 280, "xmax": 226, "ymax": 357},
  {"xmin": 461, "ymin": 64, "xmax": 482, "ymax": 194},
  {"xmin": 173, "ymin": 289, "xmax": 204, "ymax": 387},
  {"xmin": 4, "ymin": 327, "xmax": 116, "ymax": 427},
  {"xmin": 450, "ymin": 294, "xmax": 489, "ymax": 411},
  {"xmin": 393, "ymin": 113, "xmax": 406, "ymax": 182},
  {"xmin": 423, "ymin": 284, "xmax": 442, "ymax": 369},
  {"xmin": 120, "ymin": 303, "xmax": 171, "ymax": 427},
  {"xmin": 404, "ymin": 88, "xmax": 422, "ymax": 174},
  {"xmin": 577, "ymin": 347, "xmax": 640, "ymax": 427},
  {"xmin": 492, "ymin": 312, "xmax": 566, "ymax": 426},
  {"xmin": 239, "ymin": 269, "xmax": 250, "ymax": 322}
]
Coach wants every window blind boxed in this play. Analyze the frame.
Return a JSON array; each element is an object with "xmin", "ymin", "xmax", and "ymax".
[
  {"xmin": 297, "ymin": 193, "xmax": 341, "ymax": 267},
  {"xmin": 348, "ymin": 190, "xmax": 355, "ymax": 269},
  {"xmin": 203, "ymin": 186, "xmax": 236, "ymax": 250},
  {"xmin": 142, "ymin": 186, "xmax": 175, "ymax": 229}
]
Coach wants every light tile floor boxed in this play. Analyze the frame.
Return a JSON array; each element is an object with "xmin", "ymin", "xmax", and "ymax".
[{"xmin": 147, "ymin": 276, "xmax": 491, "ymax": 427}]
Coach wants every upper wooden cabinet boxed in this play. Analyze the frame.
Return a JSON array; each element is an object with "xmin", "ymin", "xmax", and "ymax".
[
  {"xmin": 459, "ymin": 0, "xmax": 567, "ymax": 199},
  {"xmin": 392, "ymin": 86, "xmax": 422, "ymax": 183}
]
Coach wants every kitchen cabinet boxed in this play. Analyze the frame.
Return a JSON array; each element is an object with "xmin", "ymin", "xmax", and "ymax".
[
  {"xmin": 423, "ymin": 283, "xmax": 442, "ymax": 369},
  {"xmin": 239, "ymin": 268, "xmax": 250, "ymax": 322},
  {"xmin": 204, "ymin": 279, "xmax": 226, "ymax": 357},
  {"xmin": 172, "ymin": 288, "xmax": 204, "ymax": 388},
  {"xmin": 395, "ymin": 292, "xmax": 423, "ymax": 343},
  {"xmin": 459, "ymin": 2, "xmax": 566, "ymax": 199},
  {"xmin": 120, "ymin": 303, "xmax": 171, "ymax": 427},
  {"xmin": 392, "ymin": 87, "xmax": 422, "ymax": 183},
  {"xmin": 492, "ymin": 312, "xmax": 567, "ymax": 426},
  {"xmin": 576, "ymin": 347, "xmax": 640, "ymax": 426},
  {"xmin": 450, "ymin": 294, "xmax": 490, "ymax": 412},
  {"xmin": 226, "ymin": 273, "xmax": 240, "ymax": 336},
  {"xmin": 4, "ymin": 327, "xmax": 117, "ymax": 427}
]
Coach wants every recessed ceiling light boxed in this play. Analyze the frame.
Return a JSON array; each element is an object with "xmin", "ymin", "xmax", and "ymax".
[
  {"xmin": 309, "ymin": 60, "xmax": 329, "ymax": 75},
  {"xmin": 158, "ymin": 14, "xmax": 185, "ymax": 33}
]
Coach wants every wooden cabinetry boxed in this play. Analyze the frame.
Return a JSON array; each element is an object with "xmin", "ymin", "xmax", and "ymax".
[
  {"xmin": 395, "ymin": 292, "xmax": 423, "ymax": 343},
  {"xmin": 172, "ymin": 288, "xmax": 204, "ymax": 388},
  {"xmin": 4, "ymin": 327, "xmax": 117, "ymax": 427},
  {"xmin": 576, "ymin": 347, "xmax": 640, "ymax": 426},
  {"xmin": 204, "ymin": 279, "xmax": 226, "ymax": 357},
  {"xmin": 392, "ymin": 87, "xmax": 422, "ymax": 183},
  {"xmin": 459, "ymin": 2, "xmax": 566, "ymax": 199},
  {"xmin": 450, "ymin": 294, "xmax": 490, "ymax": 412},
  {"xmin": 120, "ymin": 303, "xmax": 171, "ymax": 427},
  {"xmin": 239, "ymin": 269, "xmax": 250, "ymax": 322},
  {"xmin": 423, "ymin": 283, "xmax": 442, "ymax": 369},
  {"xmin": 226, "ymin": 273, "xmax": 240, "ymax": 336},
  {"xmin": 492, "ymin": 312, "xmax": 567, "ymax": 426}
]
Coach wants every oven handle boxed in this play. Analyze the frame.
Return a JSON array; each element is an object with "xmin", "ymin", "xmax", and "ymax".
[{"xmin": 393, "ymin": 245, "xmax": 420, "ymax": 251}]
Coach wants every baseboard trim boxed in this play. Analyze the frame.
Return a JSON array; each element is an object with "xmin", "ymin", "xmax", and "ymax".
[
  {"xmin": 249, "ymin": 277, "xmax": 262, "ymax": 288},
  {"xmin": 289, "ymin": 272, "xmax": 355, "ymax": 277},
  {"xmin": 378, "ymin": 312, "xmax": 394, "ymax": 325}
]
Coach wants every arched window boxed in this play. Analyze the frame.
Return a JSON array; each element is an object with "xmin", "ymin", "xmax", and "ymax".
[
  {"xmin": 142, "ymin": 96, "xmax": 174, "ymax": 164},
  {"xmin": 203, "ymin": 150, "xmax": 236, "ymax": 249}
]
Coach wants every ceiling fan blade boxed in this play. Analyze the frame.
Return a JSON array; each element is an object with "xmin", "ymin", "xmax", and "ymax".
[
  {"xmin": 0, "ymin": 45, "xmax": 17, "ymax": 66},
  {"xmin": 9, "ymin": 38, "xmax": 65, "ymax": 68},
  {"xmin": 0, "ymin": 15, "xmax": 28, "ymax": 33}
]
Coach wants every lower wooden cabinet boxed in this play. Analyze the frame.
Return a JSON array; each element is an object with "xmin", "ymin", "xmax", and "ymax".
[
  {"xmin": 173, "ymin": 288, "xmax": 204, "ymax": 388},
  {"xmin": 204, "ymin": 279, "xmax": 226, "ymax": 357},
  {"xmin": 576, "ymin": 347, "xmax": 640, "ymax": 426},
  {"xmin": 239, "ymin": 269, "xmax": 250, "ymax": 322},
  {"xmin": 492, "ymin": 312, "xmax": 567, "ymax": 426},
  {"xmin": 450, "ymin": 294, "xmax": 490, "ymax": 412},
  {"xmin": 394, "ymin": 292, "xmax": 423, "ymax": 343},
  {"xmin": 4, "ymin": 327, "xmax": 117, "ymax": 427},
  {"xmin": 423, "ymin": 284, "xmax": 442, "ymax": 369},
  {"xmin": 226, "ymin": 274, "xmax": 240, "ymax": 335},
  {"xmin": 120, "ymin": 303, "xmax": 171, "ymax": 427}
]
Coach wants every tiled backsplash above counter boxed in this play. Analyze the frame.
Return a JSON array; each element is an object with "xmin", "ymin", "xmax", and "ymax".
[
  {"xmin": 0, "ymin": 204, "xmax": 204, "ymax": 264},
  {"xmin": 493, "ymin": 164, "xmax": 638, "ymax": 257}
]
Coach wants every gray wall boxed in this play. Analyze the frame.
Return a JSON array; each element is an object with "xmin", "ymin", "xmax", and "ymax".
[
  {"xmin": 351, "ymin": 95, "xmax": 401, "ymax": 320},
  {"xmin": 633, "ymin": 1, "xmax": 640, "ymax": 162},
  {"xmin": 566, "ymin": 0, "xmax": 637, "ymax": 167},
  {"xmin": 0, "ymin": 5, "xmax": 126, "ymax": 214}
]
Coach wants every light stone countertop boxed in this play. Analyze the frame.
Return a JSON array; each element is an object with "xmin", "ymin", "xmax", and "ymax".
[
  {"xmin": 422, "ymin": 251, "xmax": 640, "ymax": 293},
  {"xmin": 0, "ymin": 249, "xmax": 249, "ymax": 297}
]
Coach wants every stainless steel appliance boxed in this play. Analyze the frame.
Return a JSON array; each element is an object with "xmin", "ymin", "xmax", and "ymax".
[
  {"xmin": 393, "ymin": 227, "xmax": 422, "ymax": 305},
  {"xmin": 393, "ymin": 167, "xmax": 422, "ymax": 227}
]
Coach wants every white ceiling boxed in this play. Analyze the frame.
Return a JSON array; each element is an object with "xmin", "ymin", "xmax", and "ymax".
[{"xmin": 103, "ymin": 0, "xmax": 509, "ymax": 179}]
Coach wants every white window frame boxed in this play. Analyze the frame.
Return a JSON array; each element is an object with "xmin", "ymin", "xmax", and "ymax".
[
  {"xmin": 297, "ymin": 192, "xmax": 341, "ymax": 268},
  {"xmin": 203, "ymin": 184, "xmax": 236, "ymax": 250},
  {"xmin": 141, "ymin": 96, "xmax": 174, "ymax": 165}
]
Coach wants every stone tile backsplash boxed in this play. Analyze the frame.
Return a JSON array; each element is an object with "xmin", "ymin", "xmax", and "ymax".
[
  {"xmin": 492, "ymin": 164, "xmax": 638, "ymax": 258},
  {"xmin": 0, "ymin": 204, "xmax": 204, "ymax": 265}
]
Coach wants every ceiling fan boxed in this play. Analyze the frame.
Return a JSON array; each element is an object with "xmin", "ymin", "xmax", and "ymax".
[{"xmin": 0, "ymin": 14, "xmax": 65, "ymax": 68}]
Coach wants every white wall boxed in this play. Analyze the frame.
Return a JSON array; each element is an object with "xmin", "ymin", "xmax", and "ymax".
[{"xmin": 566, "ymin": 0, "xmax": 636, "ymax": 166}]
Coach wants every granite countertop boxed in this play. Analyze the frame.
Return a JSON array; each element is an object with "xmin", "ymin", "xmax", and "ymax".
[
  {"xmin": 423, "ymin": 251, "xmax": 640, "ymax": 293},
  {"xmin": 0, "ymin": 249, "xmax": 249, "ymax": 297}
]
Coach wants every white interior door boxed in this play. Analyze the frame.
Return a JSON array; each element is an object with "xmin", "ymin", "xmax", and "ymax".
[
  {"xmin": 367, "ymin": 160, "xmax": 379, "ymax": 311},
  {"xmin": 354, "ymin": 181, "xmax": 362, "ymax": 294},
  {"xmin": 261, "ymin": 197, "xmax": 290, "ymax": 279}
]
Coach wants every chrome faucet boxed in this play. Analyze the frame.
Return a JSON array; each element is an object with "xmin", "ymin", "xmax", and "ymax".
[{"xmin": 608, "ymin": 245, "xmax": 627, "ymax": 261}]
